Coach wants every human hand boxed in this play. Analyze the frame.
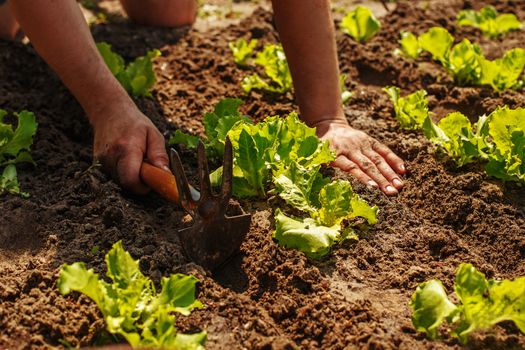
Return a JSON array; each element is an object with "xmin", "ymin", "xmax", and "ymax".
[
  {"xmin": 91, "ymin": 103, "xmax": 169, "ymax": 194},
  {"xmin": 314, "ymin": 119, "xmax": 406, "ymax": 195}
]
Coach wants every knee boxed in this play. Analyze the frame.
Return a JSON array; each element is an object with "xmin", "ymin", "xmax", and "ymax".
[
  {"xmin": 120, "ymin": 0, "xmax": 197, "ymax": 28},
  {"xmin": 0, "ymin": 2, "xmax": 20, "ymax": 40}
]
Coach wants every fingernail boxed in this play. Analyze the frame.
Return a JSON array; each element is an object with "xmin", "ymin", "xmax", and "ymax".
[
  {"xmin": 393, "ymin": 178, "xmax": 403, "ymax": 188},
  {"xmin": 368, "ymin": 180, "xmax": 378, "ymax": 188},
  {"xmin": 400, "ymin": 164, "xmax": 406, "ymax": 172},
  {"xmin": 386, "ymin": 185, "xmax": 398, "ymax": 194},
  {"xmin": 162, "ymin": 165, "xmax": 171, "ymax": 172}
]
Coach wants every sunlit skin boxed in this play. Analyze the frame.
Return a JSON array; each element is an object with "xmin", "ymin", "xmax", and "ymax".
[{"xmin": 2, "ymin": 0, "xmax": 405, "ymax": 195}]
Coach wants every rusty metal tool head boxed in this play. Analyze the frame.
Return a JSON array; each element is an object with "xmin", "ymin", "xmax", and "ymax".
[{"xmin": 140, "ymin": 137, "xmax": 251, "ymax": 270}]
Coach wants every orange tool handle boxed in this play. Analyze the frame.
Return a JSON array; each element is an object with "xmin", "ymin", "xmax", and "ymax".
[{"xmin": 140, "ymin": 162, "xmax": 180, "ymax": 203}]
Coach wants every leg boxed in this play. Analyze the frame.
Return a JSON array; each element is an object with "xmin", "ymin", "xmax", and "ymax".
[
  {"xmin": 0, "ymin": 1, "xmax": 20, "ymax": 40},
  {"xmin": 119, "ymin": 0, "xmax": 197, "ymax": 27}
]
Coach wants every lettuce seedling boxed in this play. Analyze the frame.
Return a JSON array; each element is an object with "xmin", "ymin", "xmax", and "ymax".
[
  {"xmin": 411, "ymin": 263, "xmax": 525, "ymax": 343},
  {"xmin": 57, "ymin": 241, "xmax": 206, "ymax": 350},
  {"xmin": 271, "ymin": 159, "xmax": 378, "ymax": 259},
  {"xmin": 340, "ymin": 74, "xmax": 353, "ymax": 105},
  {"xmin": 419, "ymin": 28, "xmax": 482, "ymax": 85},
  {"xmin": 413, "ymin": 27, "xmax": 524, "ymax": 89},
  {"xmin": 97, "ymin": 42, "xmax": 161, "ymax": 97},
  {"xmin": 273, "ymin": 165, "xmax": 377, "ymax": 259},
  {"xmin": 457, "ymin": 6, "xmax": 522, "ymax": 39},
  {"xmin": 229, "ymin": 38, "xmax": 257, "ymax": 66},
  {"xmin": 384, "ymin": 86, "xmax": 429, "ymax": 130},
  {"xmin": 340, "ymin": 6, "xmax": 380, "ymax": 43},
  {"xmin": 242, "ymin": 44, "xmax": 292, "ymax": 94},
  {"xmin": 484, "ymin": 106, "xmax": 525, "ymax": 182},
  {"xmin": 224, "ymin": 112, "xmax": 334, "ymax": 197},
  {"xmin": 398, "ymin": 31, "xmax": 421, "ymax": 59},
  {"xmin": 478, "ymin": 48, "xmax": 525, "ymax": 92},
  {"xmin": 418, "ymin": 27, "xmax": 454, "ymax": 65},
  {"xmin": 422, "ymin": 112, "xmax": 484, "ymax": 166},
  {"xmin": 240, "ymin": 43, "xmax": 352, "ymax": 100},
  {"xmin": 0, "ymin": 109, "xmax": 38, "ymax": 197},
  {"xmin": 169, "ymin": 98, "xmax": 252, "ymax": 158}
]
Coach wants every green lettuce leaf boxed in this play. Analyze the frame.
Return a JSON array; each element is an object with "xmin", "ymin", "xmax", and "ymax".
[
  {"xmin": 242, "ymin": 44, "xmax": 292, "ymax": 94},
  {"xmin": 169, "ymin": 130, "xmax": 200, "ymax": 149},
  {"xmin": 410, "ymin": 279, "xmax": 459, "ymax": 339},
  {"xmin": 447, "ymin": 39, "xmax": 482, "ymax": 85},
  {"xmin": 97, "ymin": 42, "xmax": 160, "ymax": 97},
  {"xmin": 457, "ymin": 6, "xmax": 522, "ymax": 38},
  {"xmin": 168, "ymin": 98, "xmax": 252, "ymax": 158},
  {"xmin": 0, "ymin": 164, "xmax": 28, "ymax": 198},
  {"xmin": 411, "ymin": 263, "xmax": 525, "ymax": 343},
  {"xmin": 422, "ymin": 112, "xmax": 481, "ymax": 166},
  {"xmin": 273, "ymin": 208, "xmax": 342, "ymax": 259},
  {"xmin": 229, "ymin": 38, "xmax": 257, "ymax": 66},
  {"xmin": 57, "ymin": 241, "xmax": 205, "ymax": 349},
  {"xmin": 484, "ymin": 106, "xmax": 525, "ymax": 181},
  {"xmin": 478, "ymin": 48, "xmax": 525, "ymax": 92},
  {"xmin": 272, "ymin": 162, "xmax": 328, "ymax": 213},
  {"xmin": 227, "ymin": 112, "xmax": 334, "ymax": 198},
  {"xmin": 340, "ymin": 74, "xmax": 353, "ymax": 105},
  {"xmin": 340, "ymin": 6, "xmax": 380, "ymax": 43},
  {"xmin": 384, "ymin": 86, "xmax": 429, "ymax": 130},
  {"xmin": 418, "ymin": 27, "xmax": 453, "ymax": 64},
  {"xmin": 398, "ymin": 31, "xmax": 421, "ymax": 59},
  {"xmin": 0, "ymin": 110, "xmax": 37, "ymax": 197}
]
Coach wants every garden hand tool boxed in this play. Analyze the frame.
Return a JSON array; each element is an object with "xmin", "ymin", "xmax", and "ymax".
[{"xmin": 140, "ymin": 137, "xmax": 251, "ymax": 270}]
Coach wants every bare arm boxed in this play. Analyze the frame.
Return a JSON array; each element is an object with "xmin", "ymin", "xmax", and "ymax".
[
  {"xmin": 10, "ymin": 0, "xmax": 169, "ymax": 193},
  {"xmin": 272, "ymin": 0, "xmax": 406, "ymax": 195}
]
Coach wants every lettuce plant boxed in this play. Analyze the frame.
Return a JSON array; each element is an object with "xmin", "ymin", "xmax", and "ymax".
[
  {"xmin": 484, "ymin": 106, "xmax": 525, "ymax": 182},
  {"xmin": 225, "ymin": 113, "xmax": 377, "ymax": 258},
  {"xmin": 398, "ymin": 31, "xmax": 421, "ymax": 59},
  {"xmin": 229, "ymin": 38, "xmax": 257, "ymax": 66},
  {"xmin": 58, "ymin": 241, "xmax": 206, "ymax": 350},
  {"xmin": 422, "ymin": 104, "xmax": 525, "ymax": 183},
  {"xmin": 239, "ymin": 43, "xmax": 352, "ymax": 101},
  {"xmin": 169, "ymin": 98, "xmax": 252, "ymax": 158},
  {"xmin": 411, "ymin": 263, "xmax": 525, "ymax": 343},
  {"xmin": 384, "ymin": 86, "xmax": 429, "ymax": 130},
  {"xmin": 402, "ymin": 27, "xmax": 525, "ymax": 90},
  {"xmin": 340, "ymin": 6, "xmax": 380, "ymax": 43},
  {"xmin": 97, "ymin": 42, "xmax": 161, "ymax": 97},
  {"xmin": 0, "ymin": 109, "xmax": 38, "ymax": 197},
  {"xmin": 457, "ymin": 6, "xmax": 522, "ymax": 39},
  {"xmin": 225, "ymin": 112, "xmax": 334, "ymax": 198},
  {"xmin": 242, "ymin": 44, "xmax": 293, "ymax": 94},
  {"xmin": 273, "ymin": 169, "xmax": 377, "ymax": 259},
  {"xmin": 171, "ymin": 99, "xmax": 378, "ymax": 258},
  {"xmin": 422, "ymin": 112, "xmax": 488, "ymax": 167},
  {"xmin": 478, "ymin": 48, "xmax": 525, "ymax": 92}
]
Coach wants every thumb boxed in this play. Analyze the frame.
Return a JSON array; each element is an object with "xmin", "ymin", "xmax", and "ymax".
[{"xmin": 146, "ymin": 127, "xmax": 170, "ymax": 172}]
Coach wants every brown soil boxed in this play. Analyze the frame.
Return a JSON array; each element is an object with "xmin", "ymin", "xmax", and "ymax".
[{"xmin": 1, "ymin": 0, "xmax": 525, "ymax": 349}]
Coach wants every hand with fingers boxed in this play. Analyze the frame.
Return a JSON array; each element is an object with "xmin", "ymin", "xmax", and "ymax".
[
  {"xmin": 314, "ymin": 119, "xmax": 406, "ymax": 195},
  {"xmin": 91, "ymin": 103, "xmax": 169, "ymax": 194}
]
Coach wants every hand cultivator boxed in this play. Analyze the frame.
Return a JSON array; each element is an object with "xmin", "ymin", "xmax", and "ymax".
[{"xmin": 140, "ymin": 137, "xmax": 251, "ymax": 270}]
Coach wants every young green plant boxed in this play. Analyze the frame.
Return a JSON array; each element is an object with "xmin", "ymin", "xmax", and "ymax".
[
  {"xmin": 384, "ymin": 86, "xmax": 429, "ymax": 130},
  {"xmin": 97, "ymin": 42, "xmax": 161, "ymax": 97},
  {"xmin": 229, "ymin": 38, "xmax": 257, "ymax": 66},
  {"xmin": 411, "ymin": 263, "xmax": 525, "ymax": 343},
  {"xmin": 398, "ymin": 27, "xmax": 525, "ymax": 90},
  {"xmin": 0, "ymin": 109, "xmax": 38, "ymax": 197},
  {"xmin": 457, "ymin": 6, "xmax": 522, "ymax": 39},
  {"xmin": 340, "ymin": 6, "xmax": 380, "ymax": 43},
  {"xmin": 57, "ymin": 241, "xmax": 206, "ymax": 350}
]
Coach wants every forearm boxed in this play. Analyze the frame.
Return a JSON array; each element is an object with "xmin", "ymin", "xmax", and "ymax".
[
  {"xmin": 9, "ymin": 0, "xmax": 132, "ymax": 125},
  {"xmin": 271, "ymin": 0, "xmax": 345, "ymax": 126}
]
